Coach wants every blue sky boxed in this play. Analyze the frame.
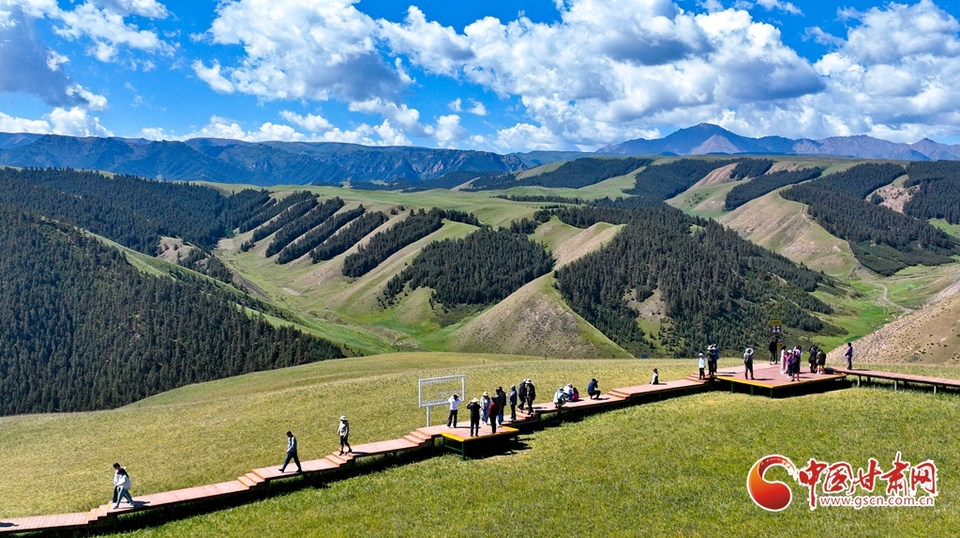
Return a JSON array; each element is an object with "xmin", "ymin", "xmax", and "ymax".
[{"xmin": 2, "ymin": 0, "xmax": 960, "ymax": 151}]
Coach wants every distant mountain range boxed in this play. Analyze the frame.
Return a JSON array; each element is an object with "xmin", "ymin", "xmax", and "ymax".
[
  {"xmin": 0, "ymin": 134, "xmax": 524, "ymax": 186},
  {"xmin": 598, "ymin": 123, "xmax": 960, "ymax": 161},
  {"xmin": 2, "ymin": 123, "xmax": 959, "ymax": 186}
]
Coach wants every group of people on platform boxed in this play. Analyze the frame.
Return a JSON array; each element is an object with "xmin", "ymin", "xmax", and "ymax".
[
  {"xmin": 696, "ymin": 341, "xmax": 855, "ymax": 382},
  {"xmin": 447, "ymin": 377, "xmax": 604, "ymax": 436}
]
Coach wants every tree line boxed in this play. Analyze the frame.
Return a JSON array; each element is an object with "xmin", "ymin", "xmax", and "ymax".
[
  {"xmin": 238, "ymin": 191, "xmax": 315, "ymax": 233},
  {"xmin": 728, "ymin": 159, "xmax": 774, "ymax": 180},
  {"xmin": 278, "ymin": 206, "xmax": 366, "ymax": 264},
  {"xmin": 902, "ymin": 161, "xmax": 960, "ymax": 225},
  {"xmin": 780, "ymin": 163, "xmax": 958, "ymax": 275},
  {"xmin": 266, "ymin": 197, "xmax": 345, "ymax": 257},
  {"xmin": 381, "ymin": 227, "xmax": 554, "ymax": 307},
  {"xmin": 623, "ymin": 159, "xmax": 739, "ymax": 203},
  {"xmin": 548, "ymin": 204, "xmax": 838, "ymax": 357},
  {"xmin": 469, "ymin": 157, "xmax": 652, "ymax": 190},
  {"xmin": 724, "ymin": 167, "xmax": 823, "ymax": 211},
  {"xmin": 0, "ymin": 167, "xmax": 268, "ymax": 253},
  {"xmin": 309, "ymin": 211, "xmax": 390, "ymax": 262},
  {"xmin": 0, "ymin": 204, "xmax": 344, "ymax": 416},
  {"xmin": 341, "ymin": 208, "xmax": 480, "ymax": 277}
]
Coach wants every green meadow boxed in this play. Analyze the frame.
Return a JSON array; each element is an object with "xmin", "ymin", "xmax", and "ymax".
[{"xmin": 2, "ymin": 354, "xmax": 958, "ymax": 538}]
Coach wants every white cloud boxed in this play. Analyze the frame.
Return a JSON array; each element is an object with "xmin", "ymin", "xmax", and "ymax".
[
  {"xmin": 379, "ymin": 0, "xmax": 824, "ymax": 148},
  {"xmin": 279, "ymin": 111, "xmax": 333, "ymax": 132},
  {"xmin": 200, "ymin": 0, "xmax": 404, "ymax": 103},
  {"xmin": 448, "ymin": 98, "xmax": 462, "ymax": 112},
  {"xmin": 735, "ymin": 0, "xmax": 802, "ymax": 16},
  {"xmin": 0, "ymin": 111, "xmax": 53, "ymax": 133},
  {"xmin": 54, "ymin": 1, "xmax": 170, "ymax": 62},
  {"xmin": 192, "ymin": 60, "xmax": 234, "ymax": 93},
  {"xmin": 424, "ymin": 114, "xmax": 466, "ymax": 147},
  {"xmin": 467, "ymin": 99, "xmax": 487, "ymax": 116},
  {"xmin": 799, "ymin": 0, "xmax": 960, "ymax": 141}
]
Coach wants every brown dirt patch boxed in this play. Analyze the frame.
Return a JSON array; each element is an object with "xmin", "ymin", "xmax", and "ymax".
[
  {"xmin": 691, "ymin": 162, "xmax": 739, "ymax": 188},
  {"xmin": 872, "ymin": 184, "xmax": 917, "ymax": 214}
]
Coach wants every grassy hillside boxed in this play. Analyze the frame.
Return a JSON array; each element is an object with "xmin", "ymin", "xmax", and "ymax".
[
  {"xmin": 2, "ymin": 355, "xmax": 957, "ymax": 536},
  {"xmin": 210, "ymin": 156, "xmax": 960, "ymax": 358}
]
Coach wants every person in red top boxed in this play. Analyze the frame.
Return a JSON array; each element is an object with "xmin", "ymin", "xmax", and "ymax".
[{"xmin": 487, "ymin": 399, "xmax": 500, "ymax": 434}]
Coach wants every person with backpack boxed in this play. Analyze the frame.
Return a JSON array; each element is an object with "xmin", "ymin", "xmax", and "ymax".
[
  {"xmin": 816, "ymin": 348, "xmax": 827, "ymax": 374},
  {"xmin": 112, "ymin": 463, "xmax": 134, "ymax": 509},
  {"xmin": 743, "ymin": 347, "xmax": 755, "ymax": 380}
]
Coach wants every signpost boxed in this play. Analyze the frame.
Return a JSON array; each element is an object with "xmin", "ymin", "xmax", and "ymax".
[{"xmin": 418, "ymin": 375, "xmax": 466, "ymax": 427}]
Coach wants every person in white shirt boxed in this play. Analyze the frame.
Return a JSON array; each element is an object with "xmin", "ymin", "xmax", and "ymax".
[
  {"xmin": 446, "ymin": 394, "xmax": 461, "ymax": 428},
  {"xmin": 112, "ymin": 463, "xmax": 133, "ymax": 508}
]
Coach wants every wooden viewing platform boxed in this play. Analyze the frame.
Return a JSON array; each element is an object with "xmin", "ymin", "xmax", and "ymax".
[{"xmin": 699, "ymin": 362, "xmax": 848, "ymax": 397}]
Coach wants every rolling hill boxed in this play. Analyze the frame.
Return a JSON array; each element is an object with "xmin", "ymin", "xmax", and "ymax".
[{"xmin": 3, "ymin": 150, "xmax": 960, "ymax": 416}]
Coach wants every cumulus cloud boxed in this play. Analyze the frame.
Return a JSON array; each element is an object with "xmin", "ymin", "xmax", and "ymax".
[
  {"xmin": 199, "ymin": 0, "xmax": 405, "ymax": 103},
  {"xmin": 801, "ymin": 0, "xmax": 960, "ymax": 141},
  {"xmin": 376, "ymin": 0, "xmax": 825, "ymax": 148},
  {"xmin": 0, "ymin": 107, "xmax": 111, "ymax": 136},
  {"xmin": 279, "ymin": 111, "xmax": 333, "ymax": 132}
]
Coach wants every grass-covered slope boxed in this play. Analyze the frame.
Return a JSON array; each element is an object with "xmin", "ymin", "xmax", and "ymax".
[{"xmin": 3, "ymin": 355, "xmax": 958, "ymax": 536}]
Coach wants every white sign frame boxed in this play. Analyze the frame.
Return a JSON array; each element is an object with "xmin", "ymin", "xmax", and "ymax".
[{"xmin": 418, "ymin": 375, "xmax": 466, "ymax": 426}]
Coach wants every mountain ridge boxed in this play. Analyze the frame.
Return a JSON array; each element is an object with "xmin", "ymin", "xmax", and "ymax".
[
  {"xmin": 2, "ymin": 123, "xmax": 960, "ymax": 188},
  {"xmin": 599, "ymin": 123, "xmax": 953, "ymax": 160}
]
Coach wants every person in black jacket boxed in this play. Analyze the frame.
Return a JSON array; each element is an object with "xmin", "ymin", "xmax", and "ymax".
[
  {"xmin": 587, "ymin": 378, "xmax": 600, "ymax": 399},
  {"xmin": 507, "ymin": 385, "xmax": 518, "ymax": 421},
  {"xmin": 493, "ymin": 387, "xmax": 507, "ymax": 426},
  {"xmin": 524, "ymin": 380, "xmax": 536, "ymax": 415},
  {"xmin": 467, "ymin": 398, "xmax": 481, "ymax": 436}
]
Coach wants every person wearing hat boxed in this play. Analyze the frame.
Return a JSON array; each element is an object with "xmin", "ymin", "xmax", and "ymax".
[
  {"xmin": 524, "ymin": 379, "xmax": 536, "ymax": 415},
  {"xmin": 338, "ymin": 416, "xmax": 352, "ymax": 455},
  {"xmin": 446, "ymin": 394, "xmax": 462, "ymax": 428},
  {"xmin": 479, "ymin": 391, "xmax": 491, "ymax": 425},
  {"xmin": 466, "ymin": 398, "xmax": 482, "ymax": 436},
  {"xmin": 698, "ymin": 353, "xmax": 705, "ymax": 380}
]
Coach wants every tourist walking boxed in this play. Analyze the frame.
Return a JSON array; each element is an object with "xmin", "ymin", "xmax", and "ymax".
[
  {"xmin": 808, "ymin": 345, "xmax": 819, "ymax": 373},
  {"xmin": 780, "ymin": 347, "xmax": 789, "ymax": 376},
  {"xmin": 743, "ymin": 347, "xmax": 755, "ymax": 380},
  {"xmin": 768, "ymin": 339, "xmax": 778, "ymax": 364},
  {"xmin": 279, "ymin": 431, "xmax": 302, "ymax": 472},
  {"xmin": 845, "ymin": 342, "xmax": 854, "ymax": 369},
  {"xmin": 112, "ymin": 463, "xmax": 133, "ymax": 508},
  {"xmin": 816, "ymin": 348, "xmax": 827, "ymax": 374},
  {"xmin": 507, "ymin": 385, "xmax": 518, "ymax": 421},
  {"xmin": 467, "ymin": 398, "xmax": 481, "ymax": 436},
  {"xmin": 698, "ymin": 353, "xmax": 706, "ymax": 380},
  {"xmin": 587, "ymin": 378, "xmax": 601, "ymax": 399},
  {"xmin": 446, "ymin": 394, "xmax": 461, "ymax": 428},
  {"xmin": 338, "ymin": 416, "xmax": 352, "ymax": 455},
  {"xmin": 488, "ymin": 398, "xmax": 500, "ymax": 434},
  {"xmin": 707, "ymin": 344, "xmax": 719, "ymax": 376}
]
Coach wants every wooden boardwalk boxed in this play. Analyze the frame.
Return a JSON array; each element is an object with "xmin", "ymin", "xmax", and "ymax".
[
  {"xmin": 2, "ymin": 364, "xmax": 948, "ymax": 535},
  {"xmin": 833, "ymin": 367, "xmax": 960, "ymax": 393}
]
